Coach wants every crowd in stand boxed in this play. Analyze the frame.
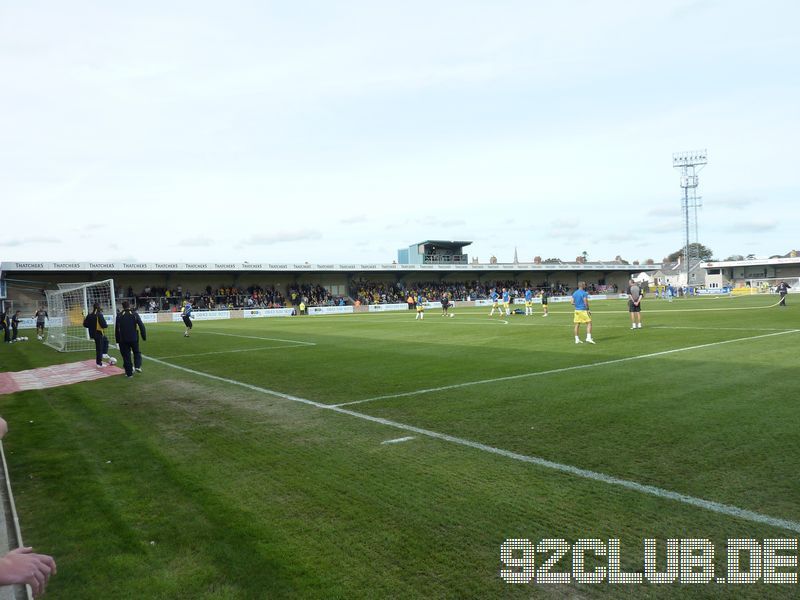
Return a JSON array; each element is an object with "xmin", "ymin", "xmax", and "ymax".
[
  {"xmin": 116, "ymin": 279, "xmax": 620, "ymax": 312},
  {"xmin": 285, "ymin": 283, "xmax": 341, "ymax": 307},
  {"xmin": 351, "ymin": 279, "xmax": 619, "ymax": 305},
  {"xmin": 120, "ymin": 283, "xmax": 345, "ymax": 312}
]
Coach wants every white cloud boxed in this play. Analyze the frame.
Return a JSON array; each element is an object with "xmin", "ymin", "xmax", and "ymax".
[
  {"xmin": 646, "ymin": 206, "xmax": 679, "ymax": 218},
  {"xmin": 721, "ymin": 218, "xmax": 778, "ymax": 233},
  {"xmin": 177, "ymin": 236, "xmax": 214, "ymax": 247},
  {"xmin": 339, "ymin": 215, "xmax": 367, "ymax": 225},
  {"xmin": 712, "ymin": 196, "xmax": 756, "ymax": 209},
  {"xmin": 642, "ymin": 219, "xmax": 682, "ymax": 234},
  {"xmin": 0, "ymin": 236, "xmax": 61, "ymax": 247},
  {"xmin": 242, "ymin": 230, "xmax": 322, "ymax": 246}
]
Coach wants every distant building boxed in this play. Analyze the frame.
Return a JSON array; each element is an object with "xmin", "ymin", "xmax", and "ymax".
[
  {"xmin": 397, "ymin": 240, "xmax": 472, "ymax": 265},
  {"xmin": 649, "ymin": 256, "xmax": 705, "ymax": 288},
  {"xmin": 702, "ymin": 256, "xmax": 800, "ymax": 288}
]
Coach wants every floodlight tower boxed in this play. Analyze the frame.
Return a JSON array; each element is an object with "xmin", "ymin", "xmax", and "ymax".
[{"xmin": 672, "ymin": 150, "xmax": 707, "ymax": 286}]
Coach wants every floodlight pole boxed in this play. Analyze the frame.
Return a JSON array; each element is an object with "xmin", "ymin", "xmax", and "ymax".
[{"xmin": 672, "ymin": 150, "xmax": 708, "ymax": 288}]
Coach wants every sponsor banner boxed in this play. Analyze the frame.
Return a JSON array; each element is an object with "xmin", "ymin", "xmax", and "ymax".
[
  {"xmin": 308, "ymin": 306, "xmax": 354, "ymax": 315},
  {"xmin": 367, "ymin": 303, "xmax": 408, "ymax": 312},
  {"xmin": 242, "ymin": 308, "xmax": 294, "ymax": 318},
  {"xmin": 423, "ymin": 302, "xmax": 442, "ymax": 309},
  {"xmin": 474, "ymin": 299, "xmax": 493, "ymax": 306},
  {"xmin": 138, "ymin": 313, "xmax": 159, "ymax": 323},
  {"xmin": 171, "ymin": 310, "xmax": 231, "ymax": 322},
  {"xmin": 695, "ymin": 289, "xmax": 732, "ymax": 295},
  {"xmin": 16, "ymin": 315, "xmax": 114, "ymax": 328}
]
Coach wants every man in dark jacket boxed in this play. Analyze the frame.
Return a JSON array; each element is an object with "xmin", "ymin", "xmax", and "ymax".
[
  {"xmin": 115, "ymin": 301, "xmax": 146, "ymax": 378},
  {"xmin": 11, "ymin": 311, "xmax": 21, "ymax": 341},
  {"xmin": 83, "ymin": 303, "xmax": 109, "ymax": 367},
  {"xmin": 0, "ymin": 312, "xmax": 10, "ymax": 343},
  {"xmin": 777, "ymin": 281, "xmax": 791, "ymax": 306}
]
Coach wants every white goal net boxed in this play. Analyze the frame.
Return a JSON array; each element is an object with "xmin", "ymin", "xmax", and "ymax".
[{"xmin": 45, "ymin": 279, "xmax": 116, "ymax": 352}]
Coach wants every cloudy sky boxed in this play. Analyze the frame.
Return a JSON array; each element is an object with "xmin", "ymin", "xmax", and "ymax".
[{"xmin": 1, "ymin": 1, "xmax": 798, "ymax": 264}]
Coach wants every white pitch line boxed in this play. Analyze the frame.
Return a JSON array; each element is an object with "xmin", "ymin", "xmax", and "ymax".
[
  {"xmin": 501, "ymin": 322, "xmax": 794, "ymax": 332},
  {"xmin": 152, "ymin": 344, "xmax": 313, "ymax": 360},
  {"xmin": 333, "ymin": 329, "xmax": 800, "ymax": 407},
  {"xmin": 201, "ymin": 331, "xmax": 316, "ymax": 346},
  {"xmin": 140, "ymin": 352, "xmax": 800, "ymax": 534},
  {"xmin": 342, "ymin": 315, "xmax": 509, "ymax": 326},
  {"xmin": 650, "ymin": 326, "xmax": 793, "ymax": 332},
  {"xmin": 381, "ymin": 436, "xmax": 416, "ymax": 445},
  {"xmin": 567, "ymin": 299, "xmax": 783, "ymax": 315}
]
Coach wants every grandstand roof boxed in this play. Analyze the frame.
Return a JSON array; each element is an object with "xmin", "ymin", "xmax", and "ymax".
[
  {"xmin": 414, "ymin": 240, "xmax": 473, "ymax": 247},
  {"xmin": 1, "ymin": 260, "xmax": 657, "ymax": 273},
  {"xmin": 702, "ymin": 256, "xmax": 800, "ymax": 269}
]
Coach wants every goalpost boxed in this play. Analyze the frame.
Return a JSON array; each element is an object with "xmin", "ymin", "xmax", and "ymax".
[{"xmin": 45, "ymin": 279, "xmax": 116, "ymax": 352}]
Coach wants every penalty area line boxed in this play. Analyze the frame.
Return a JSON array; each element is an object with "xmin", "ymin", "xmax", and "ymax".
[
  {"xmin": 334, "ymin": 329, "xmax": 800, "ymax": 408},
  {"xmin": 140, "ymin": 352, "xmax": 800, "ymax": 535},
  {"xmin": 152, "ymin": 343, "xmax": 313, "ymax": 360},
  {"xmin": 576, "ymin": 298, "xmax": 783, "ymax": 314},
  {"xmin": 200, "ymin": 331, "xmax": 316, "ymax": 346},
  {"xmin": 381, "ymin": 436, "xmax": 416, "ymax": 445}
]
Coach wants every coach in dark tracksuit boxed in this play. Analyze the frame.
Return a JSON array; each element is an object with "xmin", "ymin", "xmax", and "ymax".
[
  {"xmin": 83, "ymin": 304, "xmax": 109, "ymax": 366},
  {"xmin": 0, "ymin": 312, "xmax": 10, "ymax": 343},
  {"xmin": 115, "ymin": 301, "xmax": 146, "ymax": 378}
]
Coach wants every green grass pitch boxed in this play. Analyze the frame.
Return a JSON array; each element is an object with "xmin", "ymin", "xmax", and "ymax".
[{"xmin": 2, "ymin": 295, "xmax": 799, "ymax": 598}]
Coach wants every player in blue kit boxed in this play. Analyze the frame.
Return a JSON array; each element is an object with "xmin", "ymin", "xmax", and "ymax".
[
  {"xmin": 571, "ymin": 282, "xmax": 595, "ymax": 344},
  {"xmin": 489, "ymin": 289, "xmax": 502, "ymax": 317},
  {"xmin": 524, "ymin": 288, "xmax": 534, "ymax": 316},
  {"xmin": 415, "ymin": 293, "xmax": 425, "ymax": 320},
  {"xmin": 502, "ymin": 288, "xmax": 511, "ymax": 316}
]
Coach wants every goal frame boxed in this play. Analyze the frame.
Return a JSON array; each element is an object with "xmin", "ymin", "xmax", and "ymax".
[{"xmin": 44, "ymin": 279, "xmax": 116, "ymax": 352}]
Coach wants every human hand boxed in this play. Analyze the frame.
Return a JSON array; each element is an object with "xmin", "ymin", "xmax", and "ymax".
[{"xmin": 0, "ymin": 547, "xmax": 57, "ymax": 598}]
